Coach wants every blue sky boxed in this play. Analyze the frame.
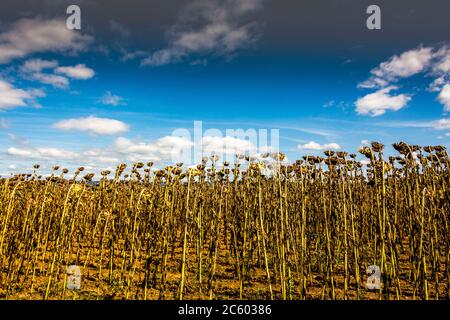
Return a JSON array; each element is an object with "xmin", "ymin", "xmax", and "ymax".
[{"xmin": 0, "ymin": 0, "xmax": 449, "ymax": 176}]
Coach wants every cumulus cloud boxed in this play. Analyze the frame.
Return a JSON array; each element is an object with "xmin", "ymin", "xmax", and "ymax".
[
  {"xmin": 429, "ymin": 76, "xmax": 448, "ymax": 92},
  {"xmin": 438, "ymin": 84, "xmax": 450, "ymax": 112},
  {"xmin": 156, "ymin": 136, "xmax": 195, "ymax": 155},
  {"xmin": 0, "ymin": 18, "xmax": 92, "ymax": 64},
  {"xmin": 20, "ymin": 59, "xmax": 58, "ymax": 73},
  {"xmin": 202, "ymin": 135, "xmax": 255, "ymax": 155},
  {"xmin": 0, "ymin": 79, "xmax": 44, "ymax": 110},
  {"xmin": 355, "ymin": 86, "xmax": 411, "ymax": 117},
  {"xmin": 55, "ymin": 64, "xmax": 95, "ymax": 79},
  {"xmin": 100, "ymin": 91, "xmax": 125, "ymax": 106},
  {"xmin": 20, "ymin": 59, "xmax": 94, "ymax": 88},
  {"xmin": 141, "ymin": 0, "xmax": 263, "ymax": 66},
  {"xmin": 33, "ymin": 73, "xmax": 69, "ymax": 88},
  {"xmin": 4, "ymin": 132, "xmax": 278, "ymax": 173},
  {"xmin": 433, "ymin": 46, "xmax": 450, "ymax": 74},
  {"xmin": 114, "ymin": 136, "xmax": 193, "ymax": 162},
  {"xmin": 357, "ymin": 45, "xmax": 450, "ymax": 114},
  {"xmin": 4, "ymin": 135, "xmax": 192, "ymax": 174},
  {"xmin": 297, "ymin": 141, "xmax": 341, "ymax": 151},
  {"xmin": 52, "ymin": 116, "xmax": 129, "ymax": 135},
  {"xmin": 3, "ymin": 135, "xmax": 189, "ymax": 174},
  {"xmin": 379, "ymin": 47, "xmax": 433, "ymax": 77},
  {"xmin": 359, "ymin": 47, "xmax": 434, "ymax": 89},
  {"xmin": 112, "ymin": 135, "xmax": 258, "ymax": 163},
  {"xmin": 20, "ymin": 59, "xmax": 69, "ymax": 88},
  {"xmin": 114, "ymin": 137, "xmax": 158, "ymax": 155}
]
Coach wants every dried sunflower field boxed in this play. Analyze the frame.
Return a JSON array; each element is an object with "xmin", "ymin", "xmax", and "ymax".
[{"xmin": 0, "ymin": 141, "xmax": 449, "ymax": 300}]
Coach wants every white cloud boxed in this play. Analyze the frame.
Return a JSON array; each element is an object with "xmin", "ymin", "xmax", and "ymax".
[
  {"xmin": 297, "ymin": 141, "xmax": 341, "ymax": 151},
  {"xmin": 114, "ymin": 137, "xmax": 158, "ymax": 155},
  {"xmin": 20, "ymin": 59, "xmax": 58, "ymax": 73},
  {"xmin": 431, "ymin": 119, "xmax": 450, "ymax": 130},
  {"xmin": 113, "ymin": 136, "xmax": 194, "ymax": 162},
  {"xmin": 433, "ymin": 46, "xmax": 450, "ymax": 74},
  {"xmin": 100, "ymin": 91, "xmax": 125, "ymax": 106},
  {"xmin": 357, "ymin": 45, "xmax": 450, "ymax": 113},
  {"xmin": 20, "ymin": 59, "xmax": 94, "ymax": 88},
  {"xmin": 0, "ymin": 18, "xmax": 92, "ymax": 64},
  {"xmin": 377, "ymin": 47, "xmax": 433, "ymax": 78},
  {"xmin": 355, "ymin": 86, "xmax": 411, "ymax": 116},
  {"xmin": 6, "ymin": 143, "xmax": 120, "ymax": 169},
  {"xmin": 20, "ymin": 59, "xmax": 68, "ymax": 88},
  {"xmin": 55, "ymin": 64, "xmax": 95, "ymax": 79},
  {"xmin": 7, "ymin": 146, "xmax": 78, "ymax": 160},
  {"xmin": 113, "ymin": 135, "xmax": 258, "ymax": 163},
  {"xmin": 359, "ymin": 47, "xmax": 434, "ymax": 89},
  {"xmin": 0, "ymin": 79, "xmax": 43, "ymax": 110},
  {"xmin": 431, "ymin": 48, "xmax": 450, "ymax": 111},
  {"xmin": 202, "ymin": 135, "xmax": 255, "ymax": 155},
  {"xmin": 298, "ymin": 141, "xmax": 321, "ymax": 150},
  {"xmin": 155, "ymin": 136, "xmax": 194, "ymax": 156},
  {"xmin": 141, "ymin": 0, "xmax": 263, "ymax": 66},
  {"xmin": 429, "ymin": 76, "xmax": 447, "ymax": 92},
  {"xmin": 33, "ymin": 73, "xmax": 69, "ymax": 89},
  {"xmin": 358, "ymin": 77, "xmax": 389, "ymax": 89},
  {"xmin": 438, "ymin": 84, "xmax": 450, "ymax": 112},
  {"xmin": 52, "ymin": 116, "xmax": 129, "ymax": 135},
  {"xmin": 319, "ymin": 143, "xmax": 341, "ymax": 150},
  {"xmin": 3, "ymin": 132, "xmax": 279, "ymax": 173},
  {"xmin": 2, "ymin": 137, "xmax": 137, "ymax": 175},
  {"xmin": 0, "ymin": 80, "xmax": 32, "ymax": 109}
]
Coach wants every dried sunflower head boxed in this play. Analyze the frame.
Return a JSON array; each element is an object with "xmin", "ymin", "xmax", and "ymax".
[
  {"xmin": 371, "ymin": 141, "xmax": 384, "ymax": 152},
  {"xmin": 358, "ymin": 146, "xmax": 373, "ymax": 159},
  {"xmin": 324, "ymin": 150, "xmax": 335, "ymax": 157}
]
